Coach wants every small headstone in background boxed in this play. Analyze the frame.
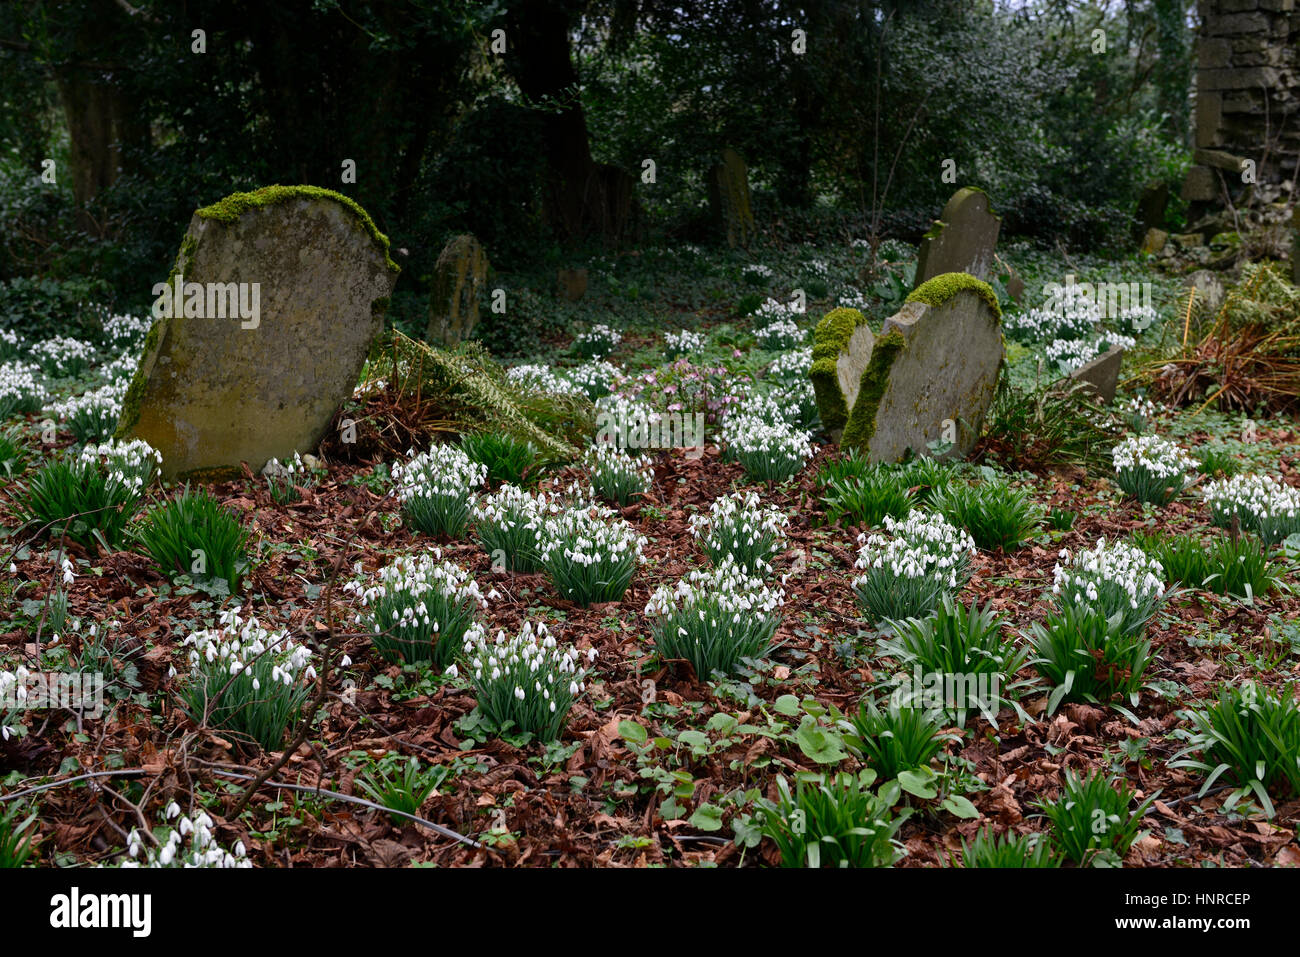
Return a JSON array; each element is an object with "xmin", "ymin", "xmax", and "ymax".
[
  {"xmin": 913, "ymin": 187, "xmax": 1001, "ymax": 287},
  {"xmin": 1069, "ymin": 345, "xmax": 1124, "ymax": 404},
  {"xmin": 117, "ymin": 185, "xmax": 399, "ymax": 480},
  {"xmin": 558, "ymin": 267, "xmax": 588, "ymax": 302},
  {"xmin": 843, "ymin": 272, "xmax": 1003, "ymax": 462},
  {"xmin": 708, "ymin": 148, "xmax": 755, "ymax": 248},
  {"xmin": 1133, "ymin": 181, "xmax": 1168, "ymax": 245},
  {"xmin": 426, "ymin": 233, "xmax": 489, "ymax": 347}
]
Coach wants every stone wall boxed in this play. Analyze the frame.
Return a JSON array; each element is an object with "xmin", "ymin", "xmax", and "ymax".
[{"xmin": 1185, "ymin": 0, "xmax": 1300, "ymax": 210}]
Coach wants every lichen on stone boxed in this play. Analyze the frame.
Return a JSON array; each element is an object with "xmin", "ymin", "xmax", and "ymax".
[
  {"xmin": 196, "ymin": 184, "xmax": 400, "ymax": 275},
  {"xmin": 905, "ymin": 272, "xmax": 1002, "ymax": 322},
  {"xmin": 841, "ymin": 330, "xmax": 905, "ymax": 453},
  {"xmin": 809, "ymin": 306, "xmax": 871, "ymax": 436},
  {"xmin": 114, "ymin": 236, "xmax": 197, "ymax": 440}
]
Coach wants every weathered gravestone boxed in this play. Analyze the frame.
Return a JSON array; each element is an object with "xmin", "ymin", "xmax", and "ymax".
[
  {"xmin": 558, "ymin": 267, "xmax": 588, "ymax": 302},
  {"xmin": 913, "ymin": 187, "xmax": 1001, "ymax": 287},
  {"xmin": 817, "ymin": 273, "xmax": 1002, "ymax": 462},
  {"xmin": 708, "ymin": 148, "xmax": 755, "ymax": 248},
  {"xmin": 426, "ymin": 234, "xmax": 489, "ymax": 347},
  {"xmin": 1133, "ymin": 181, "xmax": 1169, "ymax": 246},
  {"xmin": 810, "ymin": 307, "xmax": 876, "ymax": 444},
  {"xmin": 1069, "ymin": 345, "xmax": 1124, "ymax": 404},
  {"xmin": 116, "ymin": 185, "xmax": 400, "ymax": 479}
]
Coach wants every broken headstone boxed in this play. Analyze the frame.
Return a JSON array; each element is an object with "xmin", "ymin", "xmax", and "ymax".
[
  {"xmin": 1069, "ymin": 345, "xmax": 1124, "ymax": 404},
  {"xmin": 841, "ymin": 273, "xmax": 1003, "ymax": 462}
]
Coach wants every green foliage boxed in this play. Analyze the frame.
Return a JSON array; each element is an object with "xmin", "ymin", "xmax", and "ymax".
[
  {"xmin": 1036, "ymin": 769, "xmax": 1155, "ymax": 866},
  {"xmin": 1197, "ymin": 447, "xmax": 1241, "ymax": 479},
  {"xmin": 0, "ymin": 800, "xmax": 37, "ymax": 868},
  {"xmin": 461, "ymin": 431, "xmax": 537, "ymax": 487},
  {"xmin": 956, "ymin": 826, "xmax": 1059, "ymax": 868},
  {"xmin": 19, "ymin": 457, "xmax": 139, "ymax": 549},
  {"xmin": 1172, "ymin": 681, "xmax": 1300, "ymax": 819},
  {"xmin": 0, "ymin": 276, "xmax": 112, "ymax": 342},
  {"xmin": 1048, "ymin": 507, "xmax": 1076, "ymax": 531},
  {"xmin": 132, "ymin": 486, "xmax": 248, "ymax": 591},
  {"xmin": 648, "ymin": 569, "xmax": 781, "ymax": 680},
  {"xmin": 878, "ymin": 596, "xmax": 1030, "ymax": 724},
  {"xmin": 822, "ymin": 469, "xmax": 915, "ymax": 529},
  {"xmin": 754, "ymin": 771, "xmax": 908, "ymax": 868},
  {"xmin": 892, "ymin": 456, "xmax": 952, "ymax": 507},
  {"xmin": 1135, "ymin": 532, "xmax": 1279, "ymax": 599},
  {"xmin": 356, "ymin": 756, "xmax": 450, "ymax": 824},
  {"xmin": 734, "ymin": 293, "xmax": 763, "ymax": 318},
  {"xmin": 845, "ymin": 698, "xmax": 950, "ymax": 782},
  {"xmin": 1029, "ymin": 604, "xmax": 1155, "ymax": 711},
  {"xmin": 981, "ymin": 380, "xmax": 1113, "ymax": 475},
  {"xmin": 931, "ymin": 481, "xmax": 1039, "ymax": 552},
  {"xmin": 0, "ymin": 425, "xmax": 27, "ymax": 478}
]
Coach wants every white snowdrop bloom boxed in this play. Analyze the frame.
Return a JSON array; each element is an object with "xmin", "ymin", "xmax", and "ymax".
[
  {"xmin": 664, "ymin": 328, "xmax": 706, "ymax": 357},
  {"xmin": 574, "ymin": 323, "xmax": 623, "ymax": 357},
  {"xmin": 1111, "ymin": 434, "xmax": 1195, "ymax": 482},
  {"xmin": 1203, "ymin": 473, "xmax": 1300, "ymax": 544},
  {"xmin": 390, "ymin": 444, "xmax": 486, "ymax": 513},
  {"xmin": 506, "ymin": 363, "xmax": 585, "ymax": 397},
  {"xmin": 0, "ymin": 359, "xmax": 48, "ymax": 413}
]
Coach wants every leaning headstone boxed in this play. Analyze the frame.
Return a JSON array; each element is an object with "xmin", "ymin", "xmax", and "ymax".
[
  {"xmin": 708, "ymin": 148, "xmax": 755, "ymax": 248},
  {"xmin": 116, "ymin": 185, "xmax": 400, "ymax": 480},
  {"xmin": 913, "ymin": 187, "xmax": 1001, "ymax": 287},
  {"xmin": 1069, "ymin": 345, "xmax": 1124, "ymax": 404},
  {"xmin": 841, "ymin": 273, "xmax": 1003, "ymax": 462},
  {"xmin": 426, "ymin": 233, "xmax": 489, "ymax": 347},
  {"xmin": 809, "ymin": 307, "xmax": 875, "ymax": 443}
]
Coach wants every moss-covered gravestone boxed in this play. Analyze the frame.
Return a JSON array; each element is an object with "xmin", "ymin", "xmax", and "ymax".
[
  {"xmin": 426, "ymin": 234, "xmax": 489, "ymax": 347},
  {"xmin": 834, "ymin": 273, "xmax": 1003, "ymax": 462},
  {"xmin": 810, "ymin": 307, "xmax": 876, "ymax": 443},
  {"xmin": 913, "ymin": 187, "xmax": 1001, "ymax": 288},
  {"xmin": 116, "ymin": 185, "xmax": 400, "ymax": 480},
  {"xmin": 708, "ymin": 148, "xmax": 755, "ymax": 248}
]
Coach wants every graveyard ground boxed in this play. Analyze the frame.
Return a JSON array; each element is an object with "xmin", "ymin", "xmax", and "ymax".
[{"xmin": 2, "ymin": 239, "xmax": 1299, "ymax": 868}]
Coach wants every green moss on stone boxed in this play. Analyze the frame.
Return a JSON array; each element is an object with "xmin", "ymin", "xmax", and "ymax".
[
  {"xmin": 809, "ymin": 306, "xmax": 870, "ymax": 435},
  {"xmin": 197, "ymin": 185, "xmax": 400, "ymax": 275},
  {"xmin": 905, "ymin": 272, "xmax": 1001, "ymax": 322},
  {"xmin": 841, "ymin": 330, "xmax": 905, "ymax": 454}
]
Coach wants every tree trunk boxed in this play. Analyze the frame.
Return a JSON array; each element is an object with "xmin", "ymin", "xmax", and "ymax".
[{"xmin": 505, "ymin": 0, "xmax": 626, "ymax": 243}]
